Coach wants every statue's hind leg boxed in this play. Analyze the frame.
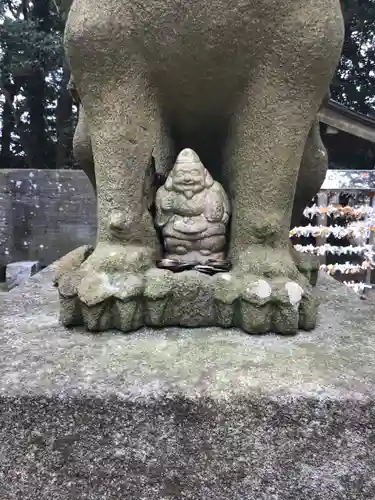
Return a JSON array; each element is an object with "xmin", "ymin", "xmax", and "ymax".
[{"xmin": 291, "ymin": 120, "xmax": 329, "ymax": 286}]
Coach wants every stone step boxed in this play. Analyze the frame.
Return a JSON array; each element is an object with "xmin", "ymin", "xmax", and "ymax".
[{"xmin": 0, "ymin": 266, "xmax": 374, "ymax": 499}]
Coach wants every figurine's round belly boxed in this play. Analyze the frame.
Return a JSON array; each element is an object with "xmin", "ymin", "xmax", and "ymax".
[
  {"xmin": 163, "ymin": 216, "xmax": 226, "ymax": 241},
  {"xmin": 162, "ymin": 216, "xmax": 227, "ymax": 263}
]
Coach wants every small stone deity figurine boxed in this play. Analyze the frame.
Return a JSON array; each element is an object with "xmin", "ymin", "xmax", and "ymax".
[{"xmin": 155, "ymin": 148, "xmax": 230, "ymax": 265}]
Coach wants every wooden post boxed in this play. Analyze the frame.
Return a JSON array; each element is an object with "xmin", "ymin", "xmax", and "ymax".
[
  {"xmin": 366, "ymin": 194, "xmax": 375, "ymax": 291},
  {"xmin": 317, "ymin": 191, "xmax": 328, "ymax": 266}
]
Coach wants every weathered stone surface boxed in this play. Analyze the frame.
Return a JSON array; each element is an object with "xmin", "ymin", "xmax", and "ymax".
[
  {"xmin": 55, "ymin": 244, "xmax": 318, "ymax": 334},
  {"xmin": 1, "ymin": 267, "xmax": 375, "ymax": 498},
  {"xmin": 51, "ymin": 0, "xmax": 344, "ymax": 334},
  {"xmin": 5, "ymin": 260, "xmax": 40, "ymax": 289},
  {"xmin": 292, "ymin": 121, "xmax": 329, "ymax": 228},
  {"xmin": 53, "ymin": 244, "xmax": 94, "ymax": 285},
  {"xmin": 0, "ymin": 169, "xmax": 96, "ymax": 268},
  {"xmin": 67, "ymin": 75, "xmax": 96, "ymax": 192}
]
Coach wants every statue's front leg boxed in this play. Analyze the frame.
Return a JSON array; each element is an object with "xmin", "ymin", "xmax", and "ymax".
[
  {"xmin": 219, "ymin": 94, "xmax": 327, "ymax": 333},
  {"xmin": 216, "ymin": 5, "xmax": 344, "ymax": 334},
  {"xmin": 217, "ymin": 90, "xmax": 322, "ymax": 333},
  {"xmin": 55, "ymin": 66, "xmax": 176, "ymax": 331}
]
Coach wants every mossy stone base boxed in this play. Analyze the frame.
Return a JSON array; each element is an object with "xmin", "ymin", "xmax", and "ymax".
[{"xmin": 55, "ymin": 247, "xmax": 319, "ymax": 334}]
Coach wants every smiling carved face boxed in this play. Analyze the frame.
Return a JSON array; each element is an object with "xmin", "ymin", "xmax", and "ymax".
[{"xmin": 172, "ymin": 162, "xmax": 206, "ymax": 194}]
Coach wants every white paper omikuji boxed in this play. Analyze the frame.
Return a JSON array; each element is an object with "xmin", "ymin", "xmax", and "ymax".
[
  {"xmin": 343, "ymin": 281, "xmax": 373, "ymax": 293},
  {"xmin": 291, "ymin": 199, "xmax": 375, "ymax": 295},
  {"xmin": 293, "ymin": 244, "xmax": 373, "ymax": 256},
  {"xmin": 303, "ymin": 204, "xmax": 375, "ymax": 219},
  {"xmin": 320, "ymin": 261, "xmax": 373, "ymax": 274},
  {"xmin": 290, "ymin": 224, "xmax": 374, "ymax": 239}
]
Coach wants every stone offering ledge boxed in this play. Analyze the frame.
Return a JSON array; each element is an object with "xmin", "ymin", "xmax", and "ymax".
[
  {"xmin": 1, "ymin": 266, "xmax": 375, "ymax": 497},
  {"xmin": 1, "ymin": 265, "xmax": 375, "ymax": 398}
]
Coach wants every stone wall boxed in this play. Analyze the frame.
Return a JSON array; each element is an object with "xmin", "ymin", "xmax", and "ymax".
[{"xmin": 0, "ymin": 169, "xmax": 96, "ymax": 270}]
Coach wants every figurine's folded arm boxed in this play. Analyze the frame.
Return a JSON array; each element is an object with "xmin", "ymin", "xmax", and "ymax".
[
  {"xmin": 204, "ymin": 183, "xmax": 231, "ymax": 224},
  {"xmin": 221, "ymin": 187, "xmax": 231, "ymax": 225},
  {"xmin": 155, "ymin": 187, "xmax": 174, "ymax": 228}
]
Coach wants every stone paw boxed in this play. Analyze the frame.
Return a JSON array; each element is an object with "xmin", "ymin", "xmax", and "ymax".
[
  {"xmin": 53, "ymin": 245, "xmax": 94, "ymax": 286},
  {"xmin": 55, "ymin": 243, "xmax": 169, "ymax": 332},
  {"xmin": 143, "ymin": 268, "xmax": 175, "ymax": 326},
  {"xmin": 214, "ymin": 273, "xmax": 319, "ymax": 334}
]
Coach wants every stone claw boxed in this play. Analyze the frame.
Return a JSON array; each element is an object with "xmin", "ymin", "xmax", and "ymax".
[
  {"xmin": 271, "ymin": 279, "xmax": 305, "ymax": 334},
  {"xmin": 239, "ymin": 277, "xmax": 273, "ymax": 334},
  {"xmin": 214, "ymin": 272, "xmax": 317, "ymax": 334},
  {"xmin": 81, "ymin": 301, "xmax": 113, "ymax": 332},
  {"xmin": 53, "ymin": 245, "xmax": 94, "ymax": 286},
  {"xmin": 144, "ymin": 268, "xmax": 174, "ymax": 325},
  {"xmin": 57, "ymin": 270, "xmax": 85, "ymax": 327},
  {"xmin": 214, "ymin": 273, "xmax": 241, "ymax": 327}
]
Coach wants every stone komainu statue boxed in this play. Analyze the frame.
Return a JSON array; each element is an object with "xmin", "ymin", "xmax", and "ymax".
[{"xmin": 53, "ymin": 0, "xmax": 344, "ymax": 334}]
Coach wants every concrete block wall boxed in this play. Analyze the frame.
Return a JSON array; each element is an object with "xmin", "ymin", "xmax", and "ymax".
[{"xmin": 0, "ymin": 169, "xmax": 97, "ymax": 270}]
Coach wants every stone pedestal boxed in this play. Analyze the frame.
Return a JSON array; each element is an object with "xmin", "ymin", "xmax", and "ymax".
[{"xmin": 1, "ymin": 266, "xmax": 375, "ymax": 499}]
